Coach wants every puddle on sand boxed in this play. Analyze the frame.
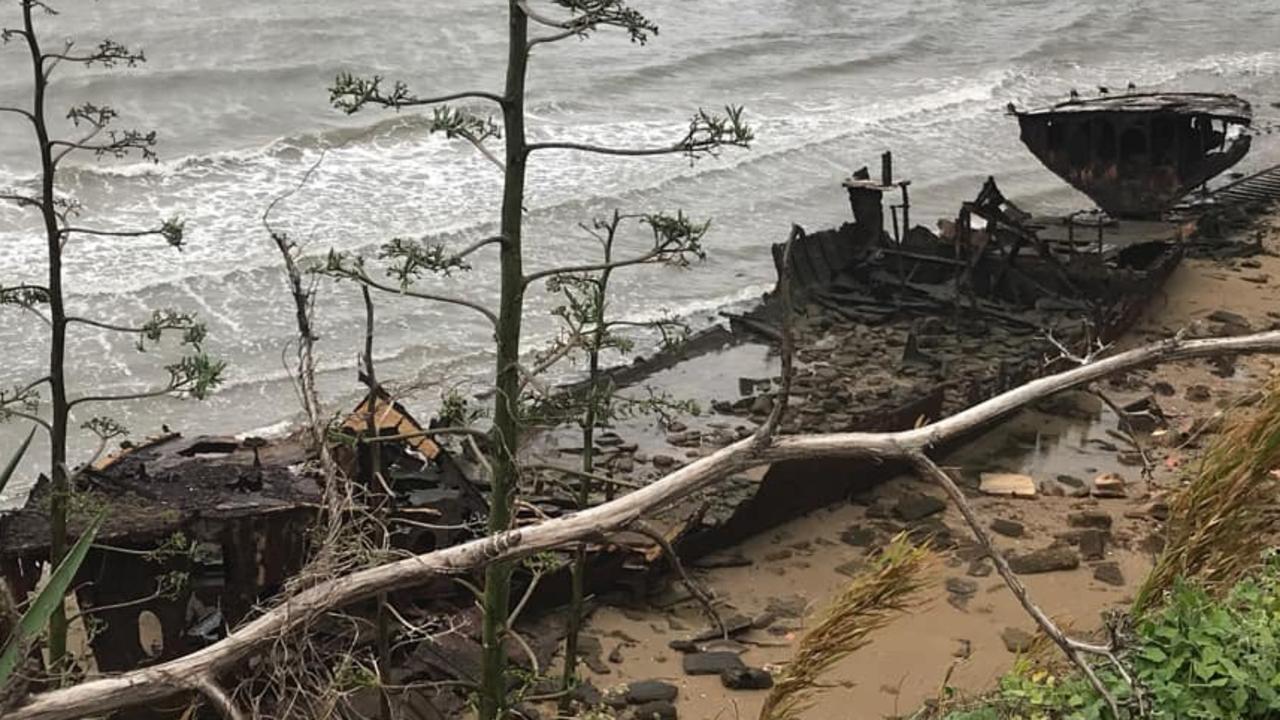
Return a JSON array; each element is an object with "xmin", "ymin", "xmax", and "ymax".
[
  {"xmin": 628, "ymin": 341, "xmax": 780, "ymax": 408},
  {"xmin": 946, "ymin": 397, "xmax": 1129, "ymax": 490}
]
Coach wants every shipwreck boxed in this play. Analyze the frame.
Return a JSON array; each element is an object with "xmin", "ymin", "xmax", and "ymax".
[
  {"xmin": 1, "ymin": 135, "xmax": 1271, "ymax": 717},
  {"xmin": 1012, "ymin": 91, "xmax": 1253, "ymax": 218}
]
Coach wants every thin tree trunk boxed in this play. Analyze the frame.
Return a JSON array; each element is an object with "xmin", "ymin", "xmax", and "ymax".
[
  {"xmin": 23, "ymin": 1, "xmax": 71, "ymax": 672},
  {"xmin": 478, "ymin": 3, "xmax": 529, "ymax": 718}
]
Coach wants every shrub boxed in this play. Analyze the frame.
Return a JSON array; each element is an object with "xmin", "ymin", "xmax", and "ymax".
[{"xmin": 941, "ymin": 553, "xmax": 1280, "ymax": 720}]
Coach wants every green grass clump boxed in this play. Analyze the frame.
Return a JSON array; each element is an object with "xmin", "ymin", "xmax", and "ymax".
[{"xmin": 940, "ymin": 554, "xmax": 1280, "ymax": 720}]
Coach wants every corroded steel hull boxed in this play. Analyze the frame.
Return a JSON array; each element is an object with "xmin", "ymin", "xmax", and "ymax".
[{"xmin": 1015, "ymin": 93, "xmax": 1252, "ymax": 218}]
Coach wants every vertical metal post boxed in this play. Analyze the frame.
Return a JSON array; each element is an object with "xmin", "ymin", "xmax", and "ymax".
[
  {"xmin": 900, "ymin": 182, "xmax": 911, "ymax": 236},
  {"xmin": 881, "ymin": 151, "xmax": 893, "ymax": 187}
]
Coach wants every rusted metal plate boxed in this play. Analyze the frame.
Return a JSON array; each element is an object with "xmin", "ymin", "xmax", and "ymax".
[
  {"xmin": 1013, "ymin": 92, "xmax": 1253, "ymax": 218},
  {"xmin": 342, "ymin": 387, "xmax": 442, "ymax": 461}
]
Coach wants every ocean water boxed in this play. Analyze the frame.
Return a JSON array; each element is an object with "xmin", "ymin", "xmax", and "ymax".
[{"xmin": 2, "ymin": 0, "xmax": 1279, "ymax": 503}]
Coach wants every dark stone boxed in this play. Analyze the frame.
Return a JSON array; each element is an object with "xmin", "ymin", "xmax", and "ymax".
[
  {"xmin": 839, "ymin": 526, "xmax": 877, "ymax": 547},
  {"xmin": 1151, "ymin": 381, "xmax": 1176, "ymax": 397},
  {"xmin": 721, "ymin": 667, "xmax": 774, "ymax": 690},
  {"xmin": 990, "ymin": 518, "xmax": 1025, "ymax": 538},
  {"xmin": 1120, "ymin": 396, "xmax": 1167, "ymax": 433},
  {"xmin": 907, "ymin": 518, "xmax": 957, "ymax": 549},
  {"xmin": 1007, "ymin": 546, "xmax": 1080, "ymax": 574},
  {"xmin": 893, "ymin": 493, "xmax": 947, "ymax": 521},
  {"xmin": 1001, "ymin": 627, "xmax": 1035, "ymax": 654},
  {"xmin": 1093, "ymin": 562, "xmax": 1125, "ymax": 587},
  {"xmin": 1186, "ymin": 385, "xmax": 1212, "ymax": 403},
  {"xmin": 626, "ymin": 680, "xmax": 678, "ymax": 704},
  {"xmin": 1055, "ymin": 474, "xmax": 1085, "ymax": 489},
  {"xmin": 688, "ymin": 613, "xmax": 753, "ymax": 642},
  {"xmin": 682, "ymin": 651, "xmax": 746, "ymax": 676},
  {"xmin": 765, "ymin": 595, "xmax": 809, "ymax": 619},
  {"xmin": 667, "ymin": 639, "xmax": 698, "ymax": 653},
  {"xmin": 570, "ymin": 681, "xmax": 604, "ymax": 707},
  {"xmin": 632, "ymin": 700, "xmax": 678, "ymax": 720},
  {"xmin": 945, "ymin": 577, "xmax": 979, "ymax": 596},
  {"xmin": 1078, "ymin": 529, "xmax": 1106, "ymax": 561},
  {"xmin": 691, "ymin": 552, "xmax": 752, "ymax": 569},
  {"xmin": 1207, "ymin": 309, "xmax": 1251, "ymax": 330},
  {"xmin": 1067, "ymin": 511, "xmax": 1113, "ymax": 530},
  {"xmin": 967, "ymin": 558, "xmax": 993, "ymax": 577}
]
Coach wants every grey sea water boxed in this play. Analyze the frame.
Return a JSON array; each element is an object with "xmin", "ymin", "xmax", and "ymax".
[{"xmin": 2, "ymin": 0, "xmax": 1279, "ymax": 503}]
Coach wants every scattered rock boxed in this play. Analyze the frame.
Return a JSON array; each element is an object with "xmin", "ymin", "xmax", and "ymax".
[
  {"xmin": 946, "ymin": 577, "xmax": 979, "ymax": 596},
  {"xmin": 967, "ymin": 558, "xmax": 993, "ymax": 577},
  {"xmin": 1120, "ymin": 396, "xmax": 1167, "ymax": 432},
  {"xmin": 1207, "ymin": 309, "xmax": 1251, "ymax": 331},
  {"xmin": 720, "ymin": 667, "xmax": 774, "ymax": 690},
  {"xmin": 1078, "ymin": 529, "xmax": 1107, "ymax": 561},
  {"xmin": 1091, "ymin": 472, "xmax": 1128, "ymax": 499},
  {"xmin": 690, "ymin": 552, "xmax": 752, "ymax": 569},
  {"xmin": 763, "ymin": 549, "xmax": 794, "ymax": 562},
  {"xmin": 990, "ymin": 518, "xmax": 1025, "ymax": 538},
  {"xmin": 893, "ymin": 493, "xmax": 947, "ymax": 521},
  {"xmin": 609, "ymin": 644, "xmax": 626, "ymax": 664},
  {"xmin": 632, "ymin": 700, "xmax": 678, "ymax": 720},
  {"xmin": 979, "ymin": 473, "xmax": 1037, "ymax": 498},
  {"xmin": 765, "ymin": 595, "xmax": 809, "ymax": 620},
  {"xmin": 839, "ymin": 526, "xmax": 877, "ymax": 547},
  {"xmin": 570, "ymin": 681, "xmax": 604, "ymax": 707},
  {"xmin": 1067, "ymin": 510, "xmax": 1113, "ymax": 530},
  {"xmin": 626, "ymin": 680, "xmax": 678, "ymax": 705},
  {"xmin": 682, "ymin": 651, "xmax": 746, "ymax": 676},
  {"xmin": 1093, "ymin": 562, "xmax": 1126, "ymax": 587},
  {"xmin": 689, "ymin": 614, "xmax": 753, "ymax": 642},
  {"xmin": 1056, "ymin": 474, "xmax": 1090, "ymax": 498},
  {"xmin": 1150, "ymin": 381, "xmax": 1176, "ymax": 397},
  {"xmin": 1185, "ymin": 385, "xmax": 1212, "ymax": 403},
  {"xmin": 1007, "ymin": 546, "xmax": 1080, "ymax": 574},
  {"xmin": 1001, "ymin": 627, "xmax": 1036, "ymax": 654},
  {"xmin": 749, "ymin": 395, "xmax": 774, "ymax": 416},
  {"xmin": 652, "ymin": 454, "xmax": 676, "ymax": 470},
  {"xmin": 906, "ymin": 518, "xmax": 958, "ymax": 549}
]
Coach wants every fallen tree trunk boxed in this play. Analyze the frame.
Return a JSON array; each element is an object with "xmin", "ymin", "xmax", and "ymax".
[{"xmin": 11, "ymin": 329, "xmax": 1280, "ymax": 720}]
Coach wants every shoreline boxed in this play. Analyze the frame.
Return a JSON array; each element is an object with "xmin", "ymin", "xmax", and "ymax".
[{"xmin": 549, "ymin": 207, "xmax": 1280, "ymax": 720}]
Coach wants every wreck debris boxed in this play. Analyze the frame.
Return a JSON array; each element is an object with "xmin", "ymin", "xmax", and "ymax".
[
  {"xmin": 6, "ymin": 140, "xmax": 1271, "ymax": 716},
  {"xmin": 1012, "ymin": 92, "xmax": 1253, "ymax": 218},
  {"xmin": 0, "ymin": 391, "xmax": 482, "ymax": 675}
]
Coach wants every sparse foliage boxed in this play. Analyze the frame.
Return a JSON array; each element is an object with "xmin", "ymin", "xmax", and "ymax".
[
  {"xmin": 0, "ymin": 0, "xmax": 222, "ymax": 676},
  {"xmin": 326, "ymin": 3, "xmax": 751, "ymax": 716}
]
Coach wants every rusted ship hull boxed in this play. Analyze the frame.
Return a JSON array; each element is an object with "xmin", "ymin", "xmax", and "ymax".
[{"xmin": 1014, "ymin": 92, "xmax": 1253, "ymax": 218}]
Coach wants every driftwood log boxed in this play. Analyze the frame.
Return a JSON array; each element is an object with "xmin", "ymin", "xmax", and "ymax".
[{"xmin": 11, "ymin": 329, "xmax": 1280, "ymax": 720}]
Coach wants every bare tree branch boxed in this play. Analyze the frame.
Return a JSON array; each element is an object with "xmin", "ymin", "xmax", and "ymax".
[
  {"xmin": 906, "ymin": 453, "xmax": 1123, "ymax": 717},
  {"xmin": 0, "ymin": 106, "xmax": 35, "ymax": 123},
  {"xmin": 11, "ymin": 329, "xmax": 1280, "ymax": 720},
  {"xmin": 194, "ymin": 676, "xmax": 246, "ymax": 720},
  {"xmin": 331, "ymin": 267, "xmax": 498, "ymax": 328},
  {"xmin": 526, "ymin": 106, "xmax": 752, "ymax": 160}
]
